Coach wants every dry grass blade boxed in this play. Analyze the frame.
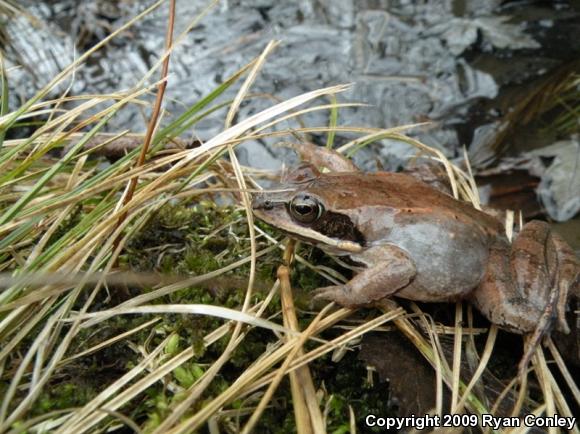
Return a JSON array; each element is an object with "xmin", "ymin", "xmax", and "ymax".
[
  {"xmin": 545, "ymin": 338, "xmax": 580, "ymax": 406},
  {"xmin": 70, "ymin": 304, "xmax": 298, "ymax": 336},
  {"xmin": 225, "ymin": 40, "xmax": 280, "ymax": 129},
  {"xmin": 0, "ymin": 0, "xmax": 24, "ymax": 17},
  {"xmin": 183, "ymin": 84, "xmax": 351, "ymax": 162},
  {"xmin": 0, "ymin": 270, "xmax": 183, "ymax": 292},
  {"xmin": 224, "ymin": 40, "xmax": 280, "ymax": 315},
  {"xmin": 60, "ymin": 317, "xmax": 161, "ymax": 365},
  {"xmin": 450, "ymin": 302, "xmax": 463, "ymax": 412},
  {"xmin": 455, "ymin": 325, "xmax": 498, "ymax": 412},
  {"xmin": 250, "ymin": 102, "xmax": 367, "ymax": 137},
  {"xmin": 532, "ymin": 346, "xmax": 577, "ymax": 434},
  {"xmin": 78, "ymin": 245, "xmax": 277, "ymax": 329}
]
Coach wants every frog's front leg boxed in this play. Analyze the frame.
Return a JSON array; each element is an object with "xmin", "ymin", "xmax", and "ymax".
[
  {"xmin": 313, "ymin": 245, "xmax": 416, "ymax": 306},
  {"xmin": 471, "ymin": 221, "xmax": 579, "ymax": 369}
]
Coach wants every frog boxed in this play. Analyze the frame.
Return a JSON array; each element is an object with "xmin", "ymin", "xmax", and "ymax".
[{"xmin": 252, "ymin": 142, "xmax": 579, "ymax": 369}]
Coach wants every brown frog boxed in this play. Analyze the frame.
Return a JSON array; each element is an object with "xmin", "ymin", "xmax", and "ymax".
[{"xmin": 252, "ymin": 143, "xmax": 579, "ymax": 368}]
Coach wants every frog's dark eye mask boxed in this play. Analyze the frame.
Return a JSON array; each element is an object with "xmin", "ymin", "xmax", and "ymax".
[
  {"xmin": 252, "ymin": 190, "xmax": 364, "ymax": 253},
  {"xmin": 288, "ymin": 193, "xmax": 324, "ymax": 224},
  {"xmin": 287, "ymin": 193, "xmax": 365, "ymax": 246}
]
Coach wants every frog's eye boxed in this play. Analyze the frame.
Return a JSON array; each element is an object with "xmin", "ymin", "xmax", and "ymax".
[{"xmin": 289, "ymin": 194, "xmax": 323, "ymax": 224}]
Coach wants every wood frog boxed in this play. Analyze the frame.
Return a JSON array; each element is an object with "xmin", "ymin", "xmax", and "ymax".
[{"xmin": 252, "ymin": 143, "xmax": 579, "ymax": 367}]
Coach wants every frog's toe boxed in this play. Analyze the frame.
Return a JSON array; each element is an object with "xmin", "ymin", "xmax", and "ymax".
[
  {"xmin": 312, "ymin": 285, "xmax": 344, "ymax": 302},
  {"xmin": 312, "ymin": 285, "xmax": 365, "ymax": 307}
]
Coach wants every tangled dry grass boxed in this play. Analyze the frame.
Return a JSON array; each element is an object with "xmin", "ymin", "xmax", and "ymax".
[{"xmin": 0, "ymin": 2, "xmax": 577, "ymax": 434}]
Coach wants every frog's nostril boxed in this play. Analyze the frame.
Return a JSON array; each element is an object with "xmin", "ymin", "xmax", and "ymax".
[{"xmin": 252, "ymin": 197, "xmax": 273, "ymax": 210}]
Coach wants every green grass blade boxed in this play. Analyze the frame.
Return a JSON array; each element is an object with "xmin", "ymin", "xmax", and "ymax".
[
  {"xmin": 0, "ymin": 112, "xmax": 114, "ymax": 226},
  {"xmin": 0, "ymin": 54, "xmax": 8, "ymax": 150},
  {"xmin": 153, "ymin": 62, "xmax": 253, "ymax": 145},
  {"xmin": 326, "ymin": 95, "xmax": 338, "ymax": 149},
  {"xmin": 0, "ymin": 217, "xmax": 39, "ymax": 253}
]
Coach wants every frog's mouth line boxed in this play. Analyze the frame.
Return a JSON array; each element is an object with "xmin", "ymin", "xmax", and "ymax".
[
  {"xmin": 309, "ymin": 209, "xmax": 366, "ymax": 247},
  {"xmin": 253, "ymin": 208, "xmax": 364, "ymax": 254}
]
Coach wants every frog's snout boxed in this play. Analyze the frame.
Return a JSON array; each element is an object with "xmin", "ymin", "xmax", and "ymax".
[{"xmin": 251, "ymin": 194, "xmax": 273, "ymax": 211}]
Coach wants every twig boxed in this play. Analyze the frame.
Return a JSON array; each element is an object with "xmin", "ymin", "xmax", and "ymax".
[
  {"xmin": 114, "ymin": 0, "xmax": 176, "ymax": 245},
  {"xmin": 279, "ymin": 240, "xmax": 324, "ymax": 434}
]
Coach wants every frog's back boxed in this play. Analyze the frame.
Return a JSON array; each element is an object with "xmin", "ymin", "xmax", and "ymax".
[
  {"xmin": 309, "ymin": 171, "xmax": 503, "ymax": 236},
  {"xmin": 309, "ymin": 172, "xmax": 503, "ymax": 301}
]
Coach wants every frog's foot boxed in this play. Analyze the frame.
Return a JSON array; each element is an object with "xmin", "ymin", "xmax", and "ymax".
[
  {"xmin": 312, "ymin": 250, "xmax": 416, "ymax": 308},
  {"xmin": 519, "ymin": 284, "xmax": 561, "ymax": 374},
  {"xmin": 471, "ymin": 220, "xmax": 579, "ymax": 375},
  {"xmin": 519, "ymin": 228, "xmax": 579, "ymax": 372},
  {"xmin": 278, "ymin": 142, "xmax": 359, "ymax": 173},
  {"xmin": 403, "ymin": 158, "xmax": 453, "ymax": 194}
]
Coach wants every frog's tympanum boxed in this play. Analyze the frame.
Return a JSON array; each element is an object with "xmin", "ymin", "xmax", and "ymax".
[{"xmin": 252, "ymin": 143, "xmax": 579, "ymax": 366}]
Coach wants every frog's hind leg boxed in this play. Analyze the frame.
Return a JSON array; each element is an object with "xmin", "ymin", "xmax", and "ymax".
[
  {"xmin": 471, "ymin": 241, "xmax": 543, "ymax": 335},
  {"xmin": 514, "ymin": 222, "xmax": 578, "ymax": 371},
  {"xmin": 471, "ymin": 220, "xmax": 579, "ymax": 372},
  {"xmin": 511, "ymin": 221, "xmax": 578, "ymax": 334},
  {"xmin": 550, "ymin": 232, "xmax": 579, "ymax": 331}
]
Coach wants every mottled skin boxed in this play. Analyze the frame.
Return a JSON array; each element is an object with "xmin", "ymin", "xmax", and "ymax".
[{"xmin": 252, "ymin": 145, "xmax": 579, "ymax": 357}]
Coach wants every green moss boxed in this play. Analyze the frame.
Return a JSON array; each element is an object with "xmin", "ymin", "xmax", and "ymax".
[
  {"xmin": 140, "ymin": 390, "xmax": 170, "ymax": 433},
  {"xmin": 35, "ymin": 381, "xmax": 95, "ymax": 415},
  {"xmin": 311, "ymin": 348, "xmax": 396, "ymax": 432}
]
